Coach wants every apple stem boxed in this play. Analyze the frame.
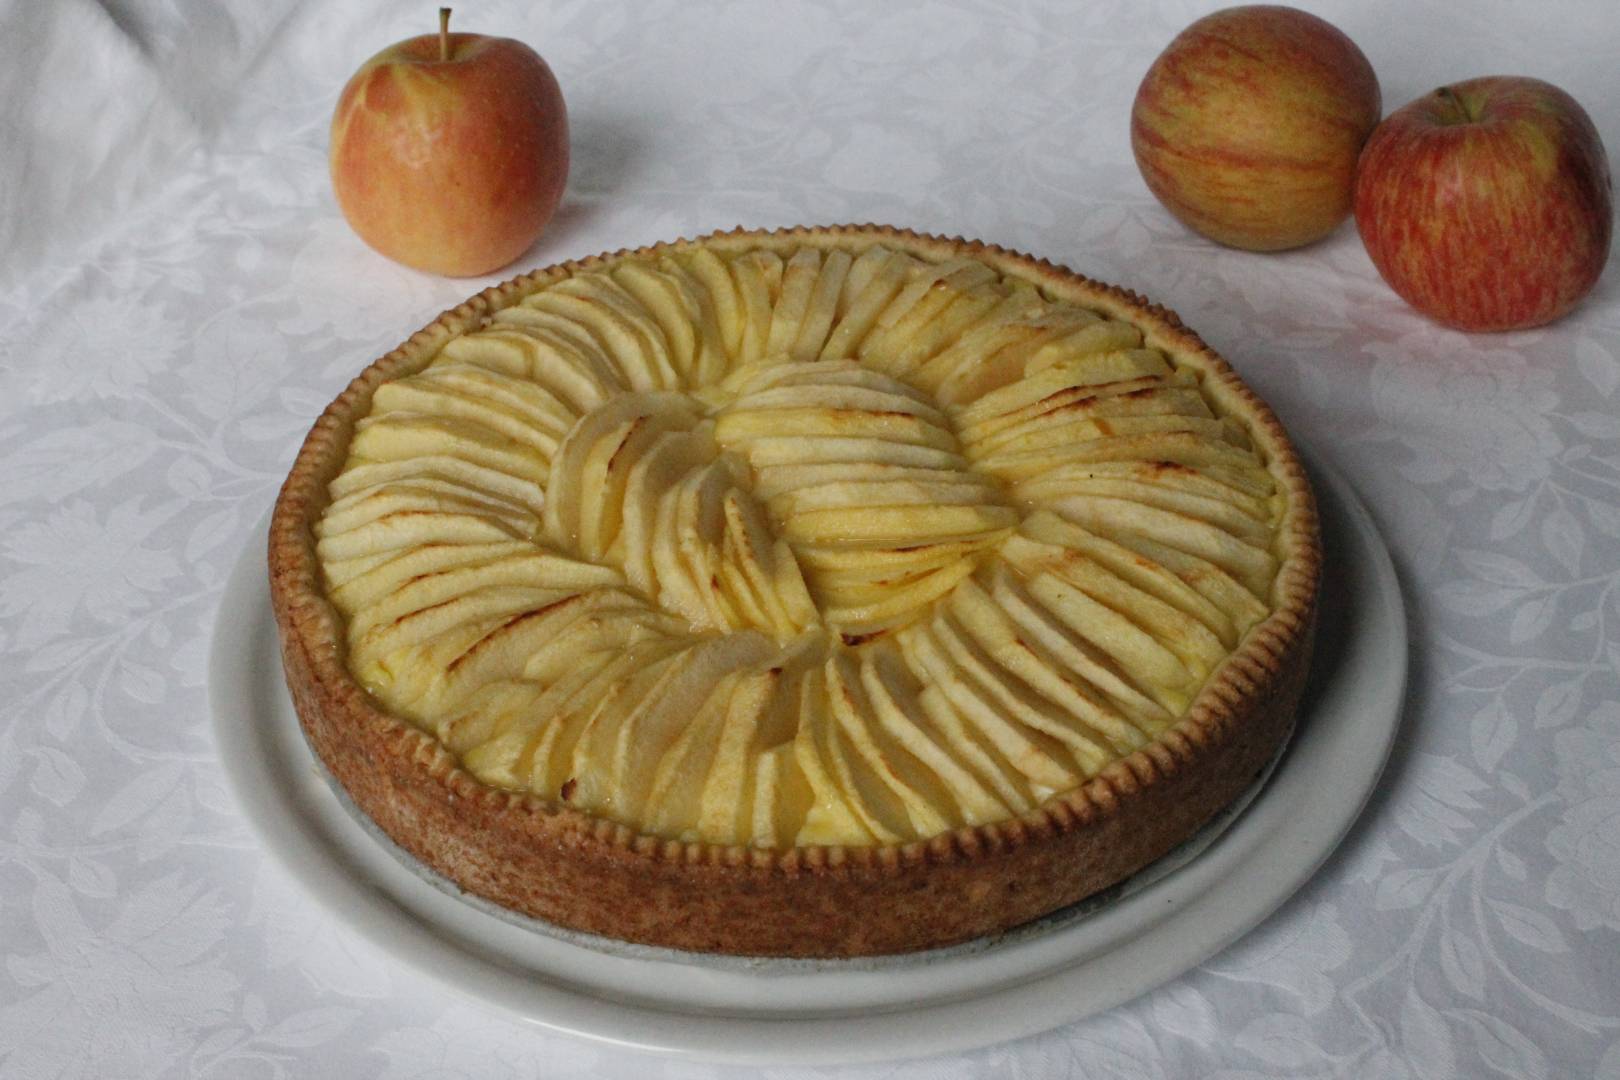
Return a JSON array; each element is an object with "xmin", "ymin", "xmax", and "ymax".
[
  {"xmin": 439, "ymin": 7, "xmax": 451, "ymax": 62},
  {"xmin": 1435, "ymin": 85, "xmax": 1475, "ymax": 124}
]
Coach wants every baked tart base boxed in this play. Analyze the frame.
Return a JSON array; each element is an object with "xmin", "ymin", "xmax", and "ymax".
[{"xmin": 270, "ymin": 225, "xmax": 1319, "ymax": 958}]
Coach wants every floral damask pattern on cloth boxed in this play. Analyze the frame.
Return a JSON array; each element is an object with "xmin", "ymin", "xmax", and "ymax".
[{"xmin": 3, "ymin": 0, "xmax": 1618, "ymax": 1077}]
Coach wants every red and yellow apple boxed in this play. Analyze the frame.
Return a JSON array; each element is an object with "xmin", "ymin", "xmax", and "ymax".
[
  {"xmin": 1131, "ymin": 5, "xmax": 1381, "ymax": 251},
  {"xmin": 1353, "ymin": 76, "xmax": 1612, "ymax": 331},
  {"xmin": 330, "ymin": 9, "xmax": 569, "ymax": 277}
]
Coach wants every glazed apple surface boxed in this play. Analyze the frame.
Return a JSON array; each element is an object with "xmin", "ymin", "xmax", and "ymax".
[{"xmin": 314, "ymin": 241, "xmax": 1288, "ymax": 848}]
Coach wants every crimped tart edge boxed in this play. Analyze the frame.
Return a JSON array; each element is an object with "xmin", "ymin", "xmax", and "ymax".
[{"xmin": 267, "ymin": 223, "xmax": 1321, "ymax": 957}]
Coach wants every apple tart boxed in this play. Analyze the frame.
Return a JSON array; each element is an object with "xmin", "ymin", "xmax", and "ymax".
[{"xmin": 270, "ymin": 225, "xmax": 1319, "ymax": 956}]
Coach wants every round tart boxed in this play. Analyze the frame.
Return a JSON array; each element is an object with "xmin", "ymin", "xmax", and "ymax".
[{"xmin": 270, "ymin": 225, "xmax": 1319, "ymax": 957}]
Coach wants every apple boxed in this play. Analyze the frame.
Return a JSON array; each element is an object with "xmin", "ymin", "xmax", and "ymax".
[
  {"xmin": 1130, "ymin": 5, "xmax": 1381, "ymax": 251},
  {"xmin": 330, "ymin": 9, "xmax": 568, "ymax": 277},
  {"xmin": 1353, "ymin": 77, "xmax": 1612, "ymax": 331}
]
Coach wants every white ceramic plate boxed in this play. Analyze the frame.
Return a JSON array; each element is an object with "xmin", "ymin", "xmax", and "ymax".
[{"xmin": 210, "ymin": 457, "xmax": 1404, "ymax": 1065}]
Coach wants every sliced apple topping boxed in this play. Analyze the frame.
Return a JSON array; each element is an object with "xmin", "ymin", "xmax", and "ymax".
[
  {"xmin": 715, "ymin": 360, "xmax": 1014, "ymax": 638},
  {"xmin": 314, "ymin": 236, "xmax": 1294, "ymax": 850}
]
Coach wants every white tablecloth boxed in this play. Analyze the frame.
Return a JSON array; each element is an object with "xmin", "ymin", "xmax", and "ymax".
[{"xmin": 3, "ymin": 1, "xmax": 1618, "ymax": 1076}]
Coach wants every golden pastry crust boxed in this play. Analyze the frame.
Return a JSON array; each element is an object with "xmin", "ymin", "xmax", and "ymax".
[{"xmin": 269, "ymin": 224, "xmax": 1319, "ymax": 957}]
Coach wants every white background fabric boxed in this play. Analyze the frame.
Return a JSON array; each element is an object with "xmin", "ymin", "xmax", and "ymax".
[{"xmin": 2, "ymin": 0, "xmax": 1618, "ymax": 1076}]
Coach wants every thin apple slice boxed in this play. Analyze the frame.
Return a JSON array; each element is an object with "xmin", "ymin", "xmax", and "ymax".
[
  {"xmin": 714, "ymin": 406, "xmax": 959, "ymax": 451},
  {"xmin": 820, "ymin": 249, "xmax": 911, "ymax": 361},
  {"xmin": 723, "ymin": 490, "xmax": 815, "ymax": 635},
  {"xmin": 1021, "ymin": 569, "xmax": 1195, "ymax": 713},
  {"xmin": 439, "ymin": 592, "xmax": 661, "ymax": 695},
  {"xmin": 620, "ymin": 427, "xmax": 713, "ymax": 597},
  {"xmin": 990, "ymin": 565, "xmax": 1177, "ymax": 724},
  {"xmin": 451, "ymin": 323, "xmax": 621, "ymax": 411},
  {"xmin": 728, "ymin": 383, "xmax": 949, "ymax": 424},
  {"xmin": 325, "ymin": 474, "xmax": 534, "ymax": 529},
  {"xmin": 790, "ymin": 248, "xmax": 851, "ymax": 362},
  {"xmin": 716, "ymin": 527, "xmax": 776, "ymax": 633},
  {"xmin": 860, "ymin": 262, "xmax": 998, "ymax": 376},
  {"xmin": 512, "ymin": 605, "xmax": 687, "ymax": 688},
  {"xmin": 649, "ymin": 478, "xmax": 710, "ymax": 627},
  {"xmin": 656, "ymin": 255, "xmax": 731, "ymax": 385},
  {"xmin": 318, "ymin": 483, "xmax": 533, "ymax": 540},
  {"xmin": 945, "ymin": 579, "xmax": 1145, "ymax": 757},
  {"xmin": 1100, "ymin": 530, "xmax": 1273, "ymax": 628},
  {"xmin": 879, "ymin": 285, "xmax": 1007, "ymax": 375},
  {"xmin": 1014, "ymin": 461, "xmax": 1273, "ymax": 522},
  {"xmin": 357, "ymin": 583, "xmax": 578, "ymax": 658},
  {"xmin": 781, "ymin": 504, "xmax": 1016, "ymax": 544},
  {"xmin": 967, "ymin": 386, "xmax": 1213, "ymax": 456},
  {"xmin": 662, "ymin": 466, "xmax": 739, "ymax": 632},
  {"xmin": 1051, "ymin": 494, "xmax": 1278, "ymax": 598},
  {"xmin": 316, "ymin": 507, "xmax": 525, "ymax": 564},
  {"xmin": 825, "ymin": 654, "xmax": 954, "ymax": 839},
  {"xmin": 754, "ymin": 462, "xmax": 997, "ymax": 501},
  {"xmin": 764, "ymin": 247, "xmax": 822, "ymax": 359},
  {"xmin": 611, "ymin": 261, "xmax": 698, "ymax": 381},
  {"xmin": 681, "ymin": 247, "xmax": 745, "ymax": 362},
  {"xmin": 434, "ymin": 327, "xmax": 538, "ymax": 379},
  {"xmin": 912, "ymin": 682, "xmax": 1035, "ymax": 814},
  {"xmin": 824, "ymin": 559, "xmax": 981, "ymax": 636},
  {"xmin": 373, "ymin": 378, "xmax": 564, "ymax": 458},
  {"xmin": 974, "ymin": 430, "xmax": 1263, "ymax": 483},
  {"xmin": 696, "ymin": 664, "xmax": 782, "ymax": 841},
  {"xmin": 1022, "ymin": 319, "xmax": 1146, "ymax": 374},
  {"xmin": 792, "ymin": 537, "xmax": 988, "ymax": 573},
  {"xmin": 602, "ymin": 632, "xmax": 777, "ymax": 825},
  {"xmin": 328, "ymin": 456, "xmax": 544, "ymax": 516},
  {"xmin": 729, "ymin": 358, "xmax": 937, "ymax": 403},
  {"xmin": 730, "ymin": 250, "xmax": 782, "ymax": 370},
  {"xmin": 523, "ymin": 638, "xmax": 691, "ymax": 793},
  {"xmin": 860, "ymin": 648, "xmax": 1007, "ymax": 824},
  {"xmin": 976, "ymin": 415, "xmax": 1232, "ymax": 467},
  {"xmin": 932, "ymin": 309, "xmax": 1110, "ymax": 405},
  {"xmin": 1029, "ymin": 475, "xmax": 1276, "ymax": 549},
  {"xmin": 793, "ymin": 665, "xmax": 876, "ymax": 845},
  {"xmin": 641, "ymin": 669, "xmax": 743, "ymax": 838},
  {"xmin": 328, "ymin": 541, "xmax": 530, "ymax": 606},
  {"xmin": 735, "ymin": 436, "xmax": 968, "ymax": 471},
  {"xmin": 751, "ymin": 741, "xmax": 815, "ymax": 848},
  {"xmin": 837, "ymin": 244, "xmax": 896, "ymax": 313},
  {"xmin": 352, "ymin": 413, "xmax": 548, "ymax": 481},
  {"xmin": 953, "ymin": 347, "xmax": 1171, "ymax": 430},
  {"xmin": 344, "ymin": 551, "xmax": 621, "ymax": 642},
  {"xmin": 436, "ymin": 679, "xmax": 544, "ymax": 757},
  {"xmin": 570, "ymin": 416, "xmax": 641, "ymax": 559},
  {"xmin": 401, "ymin": 361, "xmax": 581, "ymax": 432},
  {"xmin": 530, "ymin": 277, "xmax": 680, "ymax": 391},
  {"xmin": 564, "ymin": 646, "xmax": 695, "ymax": 816},
  {"xmin": 774, "ymin": 479, "xmax": 1002, "ymax": 515},
  {"xmin": 957, "ymin": 374, "xmax": 1176, "ymax": 449},
  {"xmin": 899, "ymin": 619, "xmax": 1082, "ymax": 795},
  {"xmin": 905, "ymin": 284, "xmax": 1045, "ymax": 386},
  {"xmin": 930, "ymin": 604, "xmax": 1117, "ymax": 772},
  {"xmin": 541, "ymin": 391, "xmax": 701, "ymax": 549}
]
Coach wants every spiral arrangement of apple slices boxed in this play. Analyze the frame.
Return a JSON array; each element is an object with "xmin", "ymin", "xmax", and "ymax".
[{"xmin": 314, "ymin": 237, "xmax": 1286, "ymax": 848}]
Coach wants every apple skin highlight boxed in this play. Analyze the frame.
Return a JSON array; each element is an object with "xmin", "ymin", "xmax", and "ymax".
[
  {"xmin": 330, "ymin": 28, "xmax": 569, "ymax": 277},
  {"xmin": 1353, "ymin": 76, "xmax": 1612, "ymax": 331}
]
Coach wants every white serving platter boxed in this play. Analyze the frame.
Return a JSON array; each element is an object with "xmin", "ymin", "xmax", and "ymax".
[{"xmin": 210, "ymin": 456, "xmax": 1404, "ymax": 1065}]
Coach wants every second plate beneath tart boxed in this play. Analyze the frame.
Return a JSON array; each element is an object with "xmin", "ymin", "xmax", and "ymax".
[{"xmin": 213, "ymin": 454, "xmax": 1403, "ymax": 1064}]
